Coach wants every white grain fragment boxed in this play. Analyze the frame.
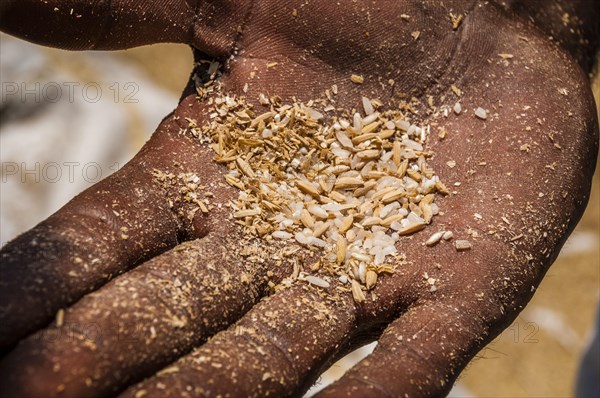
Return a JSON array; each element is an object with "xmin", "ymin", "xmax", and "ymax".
[
  {"xmin": 358, "ymin": 263, "xmax": 367, "ymax": 283},
  {"xmin": 295, "ymin": 231, "xmax": 310, "ymax": 245},
  {"xmin": 362, "ymin": 97, "xmax": 374, "ymax": 115},
  {"xmin": 425, "ymin": 231, "xmax": 444, "ymax": 246},
  {"xmin": 353, "ymin": 112, "xmax": 363, "ymax": 131},
  {"xmin": 351, "ymin": 252, "xmax": 371, "ymax": 263},
  {"xmin": 306, "ymin": 107, "xmax": 324, "ymax": 120},
  {"xmin": 474, "ymin": 107, "xmax": 487, "ymax": 120},
  {"xmin": 454, "ymin": 240, "xmax": 472, "ymax": 251},
  {"xmin": 362, "ymin": 112, "xmax": 379, "ymax": 125},
  {"xmin": 272, "ymin": 231, "xmax": 292, "ymax": 239},
  {"xmin": 305, "ymin": 275, "xmax": 330, "ymax": 288},
  {"xmin": 453, "ymin": 102, "xmax": 462, "ymax": 114},
  {"xmin": 308, "ymin": 204, "xmax": 328, "ymax": 219},
  {"xmin": 310, "ymin": 237, "xmax": 326, "ymax": 248},
  {"xmin": 396, "ymin": 119, "xmax": 410, "ymax": 131},
  {"xmin": 442, "ymin": 231, "xmax": 453, "ymax": 240}
]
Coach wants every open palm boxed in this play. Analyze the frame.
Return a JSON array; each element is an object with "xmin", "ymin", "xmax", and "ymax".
[{"xmin": 1, "ymin": 1, "xmax": 598, "ymax": 397}]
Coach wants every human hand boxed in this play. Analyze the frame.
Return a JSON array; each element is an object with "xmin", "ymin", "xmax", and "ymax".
[{"xmin": 1, "ymin": 1, "xmax": 598, "ymax": 397}]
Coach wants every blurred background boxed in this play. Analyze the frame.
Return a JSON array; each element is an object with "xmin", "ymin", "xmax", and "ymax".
[{"xmin": 0, "ymin": 34, "xmax": 598, "ymax": 397}]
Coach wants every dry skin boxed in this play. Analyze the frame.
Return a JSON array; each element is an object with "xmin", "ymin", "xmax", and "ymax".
[{"xmin": 183, "ymin": 62, "xmax": 462, "ymax": 302}]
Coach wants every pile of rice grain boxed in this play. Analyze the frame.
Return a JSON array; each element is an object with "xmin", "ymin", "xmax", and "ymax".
[{"xmin": 192, "ymin": 89, "xmax": 449, "ymax": 302}]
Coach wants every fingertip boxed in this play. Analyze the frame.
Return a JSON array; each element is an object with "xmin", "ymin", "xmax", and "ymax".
[{"xmin": 315, "ymin": 302, "xmax": 484, "ymax": 398}]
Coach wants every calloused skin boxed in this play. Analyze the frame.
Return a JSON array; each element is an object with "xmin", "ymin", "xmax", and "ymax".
[{"xmin": 0, "ymin": 1, "xmax": 598, "ymax": 397}]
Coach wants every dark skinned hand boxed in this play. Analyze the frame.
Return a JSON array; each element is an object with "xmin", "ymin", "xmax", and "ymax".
[{"xmin": 0, "ymin": 1, "xmax": 598, "ymax": 397}]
